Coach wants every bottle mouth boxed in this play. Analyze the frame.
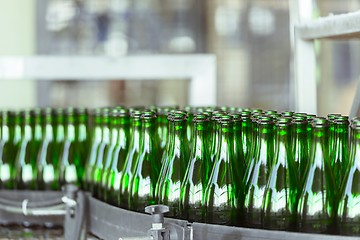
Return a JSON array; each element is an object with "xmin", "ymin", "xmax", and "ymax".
[
  {"xmin": 257, "ymin": 116, "xmax": 274, "ymax": 124},
  {"xmin": 218, "ymin": 115, "xmax": 233, "ymax": 124},
  {"xmin": 117, "ymin": 109, "xmax": 130, "ymax": 117},
  {"xmin": 351, "ymin": 118, "xmax": 360, "ymax": 129},
  {"xmin": 250, "ymin": 108, "xmax": 263, "ymax": 114},
  {"xmin": 275, "ymin": 117, "xmax": 292, "ymax": 126},
  {"xmin": 193, "ymin": 113, "xmax": 210, "ymax": 123},
  {"xmin": 228, "ymin": 113, "xmax": 241, "ymax": 122},
  {"xmin": 130, "ymin": 110, "xmax": 142, "ymax": 118},
  {"xmin": 311, "ymin": 117, "xmax": 329, "ymax": 128},
  {"xmin": 281, "ymin": 111, "xmax": 294, "ymax": 117},
  {"xmin": 141, "ymin": 111, "xmax": 157, "ymax": 120},
  {"xmin": 168, "ymin": 110, "xmax": 188, "ymax": 121},
  {"xmin": 240, "ymin": 110, "xmax": 251, "ymax": 119},
  {"xmin": 334, "ymin": 116, "xmax": 349, "ymax": 124},
  {"xmin": 291, "ymin": 116, "xmax": 307, "ymax": 124},
  {"xmin": 327, "ymin": 113, "xmax": 341, "ymax": 121}
]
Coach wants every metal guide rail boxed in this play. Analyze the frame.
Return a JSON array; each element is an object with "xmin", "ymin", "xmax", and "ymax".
[{"xmin": 0, "ymin": 187, "xmax": 357, "ymax": 240}]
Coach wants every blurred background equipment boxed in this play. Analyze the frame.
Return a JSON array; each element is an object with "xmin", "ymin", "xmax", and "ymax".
[{"xmin": 1, "ymin": 0, "xmax": 360, "ymax": 116}]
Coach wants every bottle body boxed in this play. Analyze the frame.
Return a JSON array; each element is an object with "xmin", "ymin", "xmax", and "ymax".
[
  {"xmin": 130, "ymin": 112, "xmax": 160, "ymax": 212},
  {"xmin": 244, "ymin": 117, "xmax": 275, "ymax": 228},
  {"xmin": 204, "ymin": 115, "xmax": 240, "ymax": 225},
  {"xmin": 338, "ymin": 120, "xmax": 360, "ymax": 235},
  {"xmin": 156, "ymin": 112, "xmax": 189, "ymax": 218},
  {"xmin": 262, "ymin": 118, "xmax": 297, "ymax": 230},
  {"xmin": 180, "ymin": 114, "xmax": 210, "ymax": 222},
  {"xmin": 298, "ymin": 118, "xmax": 336, "ymax": 233}
]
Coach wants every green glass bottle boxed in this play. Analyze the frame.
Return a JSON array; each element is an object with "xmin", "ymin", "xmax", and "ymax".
[
  {"xmin": 104, "ymin": 109, "xmax": 131, "ymax": 205},
  {"xmin": 186, "ymin": 110, "xmax": 195, "ymax": 147},
  {"xmin": 156, "ymin": 112, "xmax": 189, "ymax": 218},
  {"xmin": 83, "ymin": 109, "xmax": 102, "ymax": 191},
  {"xmin": 59, "ymin": 108, "xmax": 88, "ymax": 187},
  {"xmin": 230, "ymin": 113, "xmax": 246, "ymax": 178},
  {"xmin": 338, "ymin": 119, "xmax": 360, "ymax": 235},
  {"xmin": 75, "ymin": 108, "xmax": 88, "ymax": 187},
  {"xmin": 31, "ymin": 109, "xmax": 43, "ymax": 155},
  {"xmin": 180, "ymin": 114, "xmax": 210, "ymax": 222},
  {"xmin": 91, "ymin": 109, "xmax": 110, "ymax": 197},
  {"xmin": 209, "ymin": 112, "xmax": 225, "ymax": 170},
  {"xmin": 298, "ymin": 118, "xmax": 336, "ymax": 233},
  {"xmin": 118, "ymin": 110, "xmax": 143, "ymax": 209},
  {"xmin": 204, "ymin": 115, "xmax": 240, "ymax": 225},
  {"xmin": 291, "ymin": 117, "xmax": 309, "ymax": 206},
  {"xmin": 15, "ymin": 111, "xmax": 38, "ymax": 190},
  {"xmin": 305, "ymin": 114, "xmax": 316, "ymax": 157},
  {"xmin": 244, "ymin": 116, "xmax": 275, "ymax": 228},
  {"xmin": 240, "ymin": 111, "xmax": 252, "ymax": 165},
  {"xmin": 129, "ymin": 112, "xmax": 160, "ymax": 212},
  {"xmin": 53, "ymin": 108, "xmax": 65, "ymax": 176},
  {"xmin": 37, "ymin": 108, "xmax": 60, "ymax": 190},
  {"xmin": 100, "ymin": 108, "xmax": 122, "ymax": 200},
  {"xmin": 0, "ymin": 111, "xmax": 19, "ymax": 189},
  {"xmin": 281, "ymin": 111, "xmax": 294, "ymax": 117},
  {"xmin": 156, "ymin": 108, "xmax": 168, "ymax": 153},
  {"xmin": 330, "ymin": 116, "xmax": 350, "ymax": 188},
  {"xmin": 262, "ymin": 117, "xmax": 297, "ymax": 230},
  {"xmin": 327, "ymin": 113, "xmax": 341, "ymax": 154}
]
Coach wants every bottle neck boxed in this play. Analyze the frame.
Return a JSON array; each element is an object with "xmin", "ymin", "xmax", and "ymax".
[
  {"xmin": 311, "ymin": 127, "xmax": 329, "ymax": 164},
  {"xmin": 191, "ymin": 122, "xmax": 208, "ymax": 157},
  {"xmin": 32, "ymin": 118, "xmax": 42, "ymax": 141},
  {"xmin": 171, "ymin": 120, "xmax": 187, "ymax": 155},
  {"xmin": 333, "ymin": 123, "xmax": 349, "ymax": 146},
  {"xmin": 23, "ymin": 123, "xmax": 32, "ymax": 141},
  {"xmin": 130, "ymin": 118, "xmax": 142, "ymax": 150},
  {"xmin": 256, "ymin": 123, "xmax": 275, "ymax": 164},
  {"xmin": 274, "ymin": 124, "xmax": 291, "ymax": 163},
  {"xmin": 44, "ymin": 122, "xmax": 54, "ymax": 141},
  {"xmin": 141, "ymin": 120, "xmax": 156, "ymax": 152},
  {"xmin": 216, "ymin": 123, "xmax": 234, "ymax": 162},
  {"xmin": 350, "ymin": 128, "xmax": 360, "ymax": 165}
]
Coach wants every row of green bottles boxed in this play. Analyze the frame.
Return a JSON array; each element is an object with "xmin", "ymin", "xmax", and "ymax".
[
  {"xmin": 66, "ymin": 106, "xmax": 360, "ymax": 236},
  {"xmin": 2, "ymin": 106, "xmax": 360, "ymax": 236},
  {"xmin": 0, "ymin": 108, "xmax": 88, "ymax": 190}
]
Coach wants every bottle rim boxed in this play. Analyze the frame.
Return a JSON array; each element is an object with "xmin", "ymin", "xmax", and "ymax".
[{"xmin": 311, "ymin": 117, "xmax": 329, "ymax": 127}]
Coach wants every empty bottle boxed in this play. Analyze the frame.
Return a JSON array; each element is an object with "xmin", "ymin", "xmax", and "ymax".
[
  {"xmin": 37, "ymin": 108, "xmax": 60, "ymax": 190},
  {"xmin": 180, "ymin": 114, "xmax": 211, "ymax": 222},
  {"xmin": 262, "ymin": 117, "xmax": 297, "ymax": 230},
  {"xmin": 118, "ymin": 110, "xmax": 143, "ymax": 208},
  {"xmin": 15, "ymin": 111, "xmax": 38, "ymax": 189},
  {"xmin": 91, "ymin": 109, "xmax": 110, "ymax": 197},
  {"xmin": 129, "ymin": 112, "xmax": 160, "ymax": 212},
  {"xmin": 204, "ymin": 115, "xmax": 240, "ymax": 225},
  {"xmin": 298, "ymin": 118, "xmax": 336, "ymax": 234},
  {"xmin": 244, "ymin": 116, "xmax": 275, "ymax": 228},
  {"xmin": 156, "ymin": 111, "xmax": 189, "ymax": 218},
  {"xmin": 83, "ymin": 108, "xmax": 102, "ymax": 191},
  {"xmin": 59, "ymin": 108, "xmax": 88, "ymax": 187},
  {"xmin": 0, "ymin": 111, "xmax": 20, "ymax": 189},
  {"xmin": 338, "ymin": 119, "xmax": 360, "ymax": 235},
  {"xmin": 104, "ymin": 109, "xmax": 131, "ymax": 205},
  {"xmin": 330, "ymin": 116, "xmax": 350, "ymax": 188}
]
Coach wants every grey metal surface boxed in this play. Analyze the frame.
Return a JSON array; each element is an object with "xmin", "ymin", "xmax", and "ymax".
[
  {"xmin": 192, "ymin": 222, "xmax": 359, "ymax": 240},
  {"xmin": 88, "ymin": 197, "xmax": 190, "ymax": 240},
  {"xmin": 0, "ymin": 190, "xmax": 64, "ymax": 226},
  {"xmin": 64, "ymin": 186, "xmax": 88, "ymax": 240}
]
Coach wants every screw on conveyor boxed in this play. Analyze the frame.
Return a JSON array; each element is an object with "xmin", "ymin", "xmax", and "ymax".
[
  {"xmin": 145, "ymin": 205, "xmax": 170, "ymax": 240},
  {"xmin": 62, "ymin": 184, "xmax": 78, "ymax": 218}
]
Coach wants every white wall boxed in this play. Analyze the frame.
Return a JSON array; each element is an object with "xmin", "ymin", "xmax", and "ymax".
[{"xmin": 0, "ymin": 0, "xmax": 36, "ymax": 109}]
